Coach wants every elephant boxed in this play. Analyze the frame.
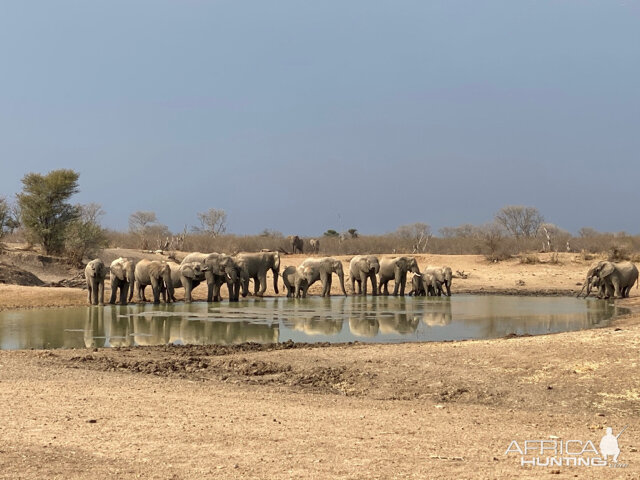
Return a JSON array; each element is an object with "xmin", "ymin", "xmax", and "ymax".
[
  {"xmin": 424, "ymin": 266, "xmax": 453, "ymax": 296},
  {"xmin": 378, "ymin": 256, "xmax": 420, "ymax": 296},
  {"xmin": 109, "ymin": 257, "xmax": 135, "ymax": 305},
  {"xmin": 235, "ymin": 251, "xmax": 280, "ymax": 297},
  {"xmin": 166, "ymin": 261, "xmax": 207, "ymax": 303},
  {"xmin": 289, "ymin": 235, "xmax": 303, "ymax": 254},
  {"xmin": 407, "ymin": 272, "xmax": 440, "ymax": 297},
  {"xmin": 578, "ymin": 261, "xmax": 638, "ymax": 299},
  {"xmin": 349, "ymin": 255, "xmax": 380, "ymax": 295},
  {"xmin": 282, "ymin": 265, "xmax": 310, "ymax": 298},
  {"xmin": 134, "ymin": 259, "xmax": 175, "ymax": 304},
  {"xmin": 297, "ymin": 257, "xmax": 347, "ymax": 297},
  {"xmin": 84, "ymin": 258, "xmax": 107, "ymax": 305},
  {"xmin": 309, "ymin": 239, "xmax": 320, "ymax": 254},
  {"xmin": 181, "ymin": 252, "xmax": 241, "ymax": 302}
]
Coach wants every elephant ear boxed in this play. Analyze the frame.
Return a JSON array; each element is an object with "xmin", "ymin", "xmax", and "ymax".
[
  {"xmin": 181, "ymin": 265, "xmax": 195, "ymax": 279},
  {"xmin": 112, "ymin": 264, "xmax": 124, "ymax": 280},
  {"xmin": 357, "ymin": 258, "xmax": 369, "ymax": 273},
  {"xmin": 599, "ymin": 262, "xmax": 615, "ymax": 278}
]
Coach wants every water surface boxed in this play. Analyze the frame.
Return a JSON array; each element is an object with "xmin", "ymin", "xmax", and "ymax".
[{"xmin": 0, "ymin": 295, "xmax": 626, "ymax": 350}]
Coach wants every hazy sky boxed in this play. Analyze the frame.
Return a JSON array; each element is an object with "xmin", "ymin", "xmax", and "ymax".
[{"xmin": 1, "ymin": 1, "xmax": 639, "ymax": 236}]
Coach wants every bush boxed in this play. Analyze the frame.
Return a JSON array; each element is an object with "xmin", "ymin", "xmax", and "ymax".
[{"xmin": 519, "ymin": 253, "xmax": 540, "ymax": 264}]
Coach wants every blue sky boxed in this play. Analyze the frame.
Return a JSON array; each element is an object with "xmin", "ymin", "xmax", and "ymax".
[{"xmin": 1, "ymin": 1, "xmax": 638, "ymax": 235}]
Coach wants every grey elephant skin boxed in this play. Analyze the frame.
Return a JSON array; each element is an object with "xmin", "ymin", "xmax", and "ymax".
[
  {"xmin": 378, "ymin": 257, "xmax": 420, "ymax": 296},
  {"xmin": 298, "ymin": 257, "xmax": 347, "ymax": 297},
  {"xmin": 288, "ymin": 235, "xmax": 303, "ymax": 254},
  {"xmin": 235, "ymin": 251, "xmax": 280, "ymax": 297},
  {"xmin": 578, "ymin": 261, "xmax": 638, "ymax": 299},
  {"xmin": 408, "ymin": 272, "xmax": 440, "ymax": 296},
  {"xmin": 349, "ymin": 255, "xmax": 380, "ymax": 296},
  {"xmin": 282, "ymin": 265, "xmax": 310, "ymax": 298},
  {"xmin": 309, "ymin": 239, "xmax": 320, "ymax": 254},
  {"xmin": 424, "ymin": 266, "xmax": 453, "ymax": 296},
  {"xmin": 181, "ymin": 252, "xmax": 241, "ymax": 302},
  {"xmin": 167, "ymin": 261, "xmax": 207, "ymax": 303},
  {"xmin": 134, "ymin": 259, "xmax": 175, "ymax": 304},
  {"xmin": 109, "ymin": 257, "xmax": 135, "ymax": 305},
  {"xmin": 85, "ymin": 258, "xmax": 107, "ymax": 305}
]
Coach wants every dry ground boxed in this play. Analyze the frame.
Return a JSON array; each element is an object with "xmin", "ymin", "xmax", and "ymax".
[{"xmin": 0, "ymin": 251, "xmax": 639, "ymax": 478}]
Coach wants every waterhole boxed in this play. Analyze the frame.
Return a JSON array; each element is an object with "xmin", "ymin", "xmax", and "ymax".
[{"xmin": 0, "ymin": 295, "xmax": 627, "ymax": 350}]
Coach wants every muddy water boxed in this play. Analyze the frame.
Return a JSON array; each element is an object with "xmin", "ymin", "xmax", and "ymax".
[{"xmin": 0, "ymin": 296, "xmax": 627, "ymax": 350}]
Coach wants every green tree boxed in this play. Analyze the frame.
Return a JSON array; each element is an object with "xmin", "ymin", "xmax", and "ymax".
[
  {"xmin": 16, "ymin": 169, "xmax": 80, "ymax": 254},
  {"xmin": 324, "ymin": 229, "xmax": 339, "ymax": 237}
]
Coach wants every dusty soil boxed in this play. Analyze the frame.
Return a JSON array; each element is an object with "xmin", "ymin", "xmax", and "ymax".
[{"xmin": 0, "ymin": 250, "xmax": 639, "ymax": 478}]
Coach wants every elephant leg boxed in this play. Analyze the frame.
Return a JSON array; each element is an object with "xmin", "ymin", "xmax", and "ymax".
[
  {"xmin": 350, "ymin": 277, "xmax": 356, "ymax": 295},
  {"xmin": 396, "ymin": 272, "xmax": 407, "ymax": 297},
  {"xmin": 612, "ymin": 278, "xmax": 622, "ymax": 299},
  {"xmin": 98, "ymin": 281, "xmax": 105, "ymax": 305},
  {"xmin": 320, "ymin": 272, "xmax": 330, "ymax": 297},
  {"xmin": 151, "ymin": 280, "xmax": 161, "ymax": 304},
  {"xmin": 381, "ymin": 280, "xmax": 389, "ymax": 296},
  {"xmin": 359, "ymin": 273, "xmax": 368, "ymax": 296},
  {"xmin": 207, "ymin": 282, "xmax": 215, "ymax": 302},
  {"xmin": 257, "ymin": 273, "xmax": 267, "ymax": 296},
  {"xmin": 370, "ymin": 273, "xmax": 378, "ymax": 296},
  {"xmin": 109, "ymin": 281, "xmax": 118, "ymax": 305},
  {"xmin": 119, "ymin": 282, "xmax": 128, "ymax": 305},
  {"xmin": 393, "ymin": 270, "xmax": 401, "ymax": 296},
  {"xmin": 326, "ymin": 276, "xmax": 333, "ymax": 297}
]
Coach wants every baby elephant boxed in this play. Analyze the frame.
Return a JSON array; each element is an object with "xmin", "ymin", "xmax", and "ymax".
[
  {"xmin": 282, "ymin": 266, "xmax": 310, "ymax": 298},
  {"xmin": 408, "ymin": 273, "xmax": 440, "ymax": 297}
]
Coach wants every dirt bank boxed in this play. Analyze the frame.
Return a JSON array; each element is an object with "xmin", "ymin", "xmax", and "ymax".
[{"xmin": 0, "ymin": 252, "xmax": 639, "ymax": 478}]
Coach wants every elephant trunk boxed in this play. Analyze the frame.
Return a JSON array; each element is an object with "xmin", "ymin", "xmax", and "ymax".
[
  {"xmin": 272, "ymin": 267, "xmax": 279, "ymax": 294},
  {"xmin": 338, "ymin": 270, "xmax": 347, "ymax": 296},
  {"xmin": 165, "ymin": 273, "xmax": 175, "ymax": 303}
]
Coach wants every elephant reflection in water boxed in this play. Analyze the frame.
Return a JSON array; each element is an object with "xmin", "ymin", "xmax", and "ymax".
[
  {"xmin": 283, "ymin": 297, "xmax": 346, "ymax": 336},
  {"xmin": 131, "ymin": 306, "xmax": 171, "ymax": 346},
  {"xmin": 348, "ymin": 296, "xmax": 379, "ymax": 337},
  {"xmin": 84, "ymin": 306, "xmax": 105, "ymax": 348},
  {"xmin": 104, "ymin": 305, "xmax": 134, "ymax": 348},
  {"xmin": 373, "ymin": 297, "xmax": 420, "ymax": 335},
  {"xmin": 167, "ymin": 318, "xmax": 279, "ymax": 346},
  {"xmin": 409, "ymin": 298, "xmax": 453, "ymax": 328}
]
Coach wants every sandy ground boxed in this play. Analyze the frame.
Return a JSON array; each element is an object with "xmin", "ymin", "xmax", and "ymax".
[{"xmin": 1, "ymin": 252, "xmax": 639, "ymax": 478}]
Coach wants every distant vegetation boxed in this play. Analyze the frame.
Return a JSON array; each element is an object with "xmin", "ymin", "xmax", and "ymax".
[{"xmin": 2, "ymin": 170, "xmax": 640, "ymax": 263}]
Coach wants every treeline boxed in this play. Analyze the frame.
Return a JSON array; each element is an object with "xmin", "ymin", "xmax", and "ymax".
[{"xmin": 2, "ymin": 169, "xmax": 639, "ymax": 263}]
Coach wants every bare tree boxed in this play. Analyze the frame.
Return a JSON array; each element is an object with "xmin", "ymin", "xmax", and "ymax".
[
  {"xmin": 439, "ymin": 224, "xmax": 477, "ymax": 238},
  {"xmin": 128, "ymin": 211, "xmax": 169, "ymax": 249},
  {"xmin": 495, "ymin": 206, "xmax": 544, "ymax": 238},
  {"xmin": 578, "ymin": 227, "xmax": 600, "ymax": 238},
  {"xmin": 397, "ymin": 222, "xmax": 431, "ymax": 253},
  {"xmin": 193, "ymin": 208, "xmax": 227, "ymax": 237},
  {"xmin": 129, "ymin": 211, "xmax": 158, "ymax": 233}
]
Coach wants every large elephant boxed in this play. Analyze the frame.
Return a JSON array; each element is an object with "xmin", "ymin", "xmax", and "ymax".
[
  {"xmin": 84, "ymin": 258, "xmax": 107, "ymax": 305},
  {"xmin": 166, "ymin": 261, "xmax": 207, "ymax": 303},
  {"xmin": 235, "ymin": 251, "xmax": 280, "ymax": 297},
  {"xmin": 282, "ymin": 265, "xmax": 311, "ymax": 298},
  {"xmin": 378, "ymin": 257, "xmax": 420, "ymax": 296},
  {"xmin": 578, "ymin": 261, "xmax": 638, "ymax": 299},
  {"xmin": 289, "ymin": 235, "xmax": 303, "ymax": 254},
  {"xmin": 134, "ymin": 259, "xmax": 174, "ymax": 304},
  {"xmin": 297, "ymin": 257, "xmax": 347, "ymax": 297},
  {"xmin": 309, "ymin": 239, "xmax": 320, "ymax": 254},
  {"xmin": 109, "ymin": 257, "xmax": 135, "ymax": 305},
  {"xmin": 424, "ymin": 266, "xmax": 453, "ymax": 296},
  {"xmin": 349, "ymin": 255, "xmax": 380, "ymax": 296},
  {"xmin": 181, "ymin": 252, "xmax": 241, "ymax": 302}
]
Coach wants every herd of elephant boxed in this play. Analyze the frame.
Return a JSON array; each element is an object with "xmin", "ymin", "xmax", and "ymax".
[
  {"xmin": 577, "ymin": 260, "xmax": 639, "ymax": 299},
  {"xmin": 84, "ymin": 252, "xmax": 454, "ymax": 306}
]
